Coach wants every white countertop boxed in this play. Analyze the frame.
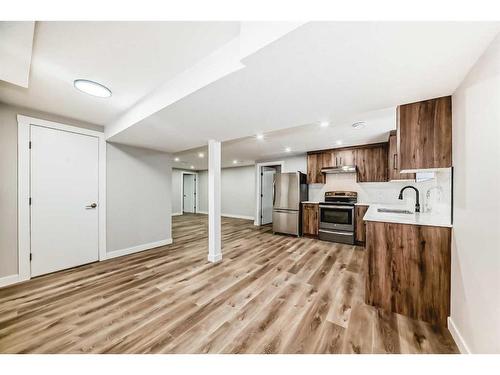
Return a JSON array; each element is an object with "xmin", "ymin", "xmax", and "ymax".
[
  {"xmin": 363, "ymin": 204, "xmax": 452, "ymax": 228},
  {"xmin": 302, "ymin": 201, "xmax": 320, "ymax": 204}
]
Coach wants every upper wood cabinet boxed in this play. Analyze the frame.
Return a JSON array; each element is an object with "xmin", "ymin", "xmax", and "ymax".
[
  {"xmin": 388, "ymin": 131, "xmax": 415, "ymax": 181},
  {"xmin": 355, "ymin": 144, "xmax": 388, "ymax": 182},
  {"xmin": 302, "ymin": 203, "xmax": 319, "ymax": 237},
  {"xmin": 323, "ymin": 149, "xmax": 356, "ymax": 167},
  {"xmin": 397, "ymin": 96, "xmax": 452, "ymax": 171},
  {"xmin": 306, "ymin": 153, "xmax": 325, "ymax": 184}
]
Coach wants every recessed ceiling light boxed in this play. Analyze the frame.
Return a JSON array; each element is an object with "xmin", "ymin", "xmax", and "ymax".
[
  {"xmin": 336, "ymin": 140, "xmax": 343, "ymax": 146},
  {"xmin": 285, "ymin": 147, "xmax": 291, "ymax": 152},
  {"xmin": 190, "ymin": 165, "xmax": 195, "ymax": 169},
  {"xmin": 233, "ymin": 160, "xmax": 238, "ymax": 164},
  {"xmin": 352, "ymin": 121, "xmax": 366, "ymax": 129},
  {"xmin": 174, "ymin": 157, "xmax": 180, "ymax": 162},
  {"xmin": 74, "ymin": 79, "xmax": 112, "ymax": 98},
  {"xmin": 320, "ymin": 121, "xmax": 329, "ymax": 128},
  {"xmin": 198, "ymin": 152, "xmax": 204, "ymax": 158},
  {"xmin": 256, "ymin": 133, "xmax": 264, "ymax": 140}
]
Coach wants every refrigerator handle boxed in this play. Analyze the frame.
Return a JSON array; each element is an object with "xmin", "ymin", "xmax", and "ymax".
[{"xmin": 272, "ymin": 180, "xmax": 276, "ymax": 206}]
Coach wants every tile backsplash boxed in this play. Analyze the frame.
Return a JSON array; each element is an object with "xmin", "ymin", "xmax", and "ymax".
[{"xmin": 308, "ymin": 168, "xmax": 452, "ymax": 216}]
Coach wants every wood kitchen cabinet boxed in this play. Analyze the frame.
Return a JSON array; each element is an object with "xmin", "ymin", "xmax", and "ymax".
[
  {"xmin": 322, "ymin": 149, "xmax": 356, "ymax": 167},
  {"xmin": 355, "ymin": 144, "xmax": 388, "ymax": 182},
  {"xmin": 302, "ymin": 203, "xmax": 319, "ymax": 237},
  {"xmin": 306, "ymin": 153, "xmax": 325, "ymax": 184},
  {"xmin": 388, "ymin": 130, "xmax": 415, "ymax": 181},
  {"xmin": 354, "ymin": 204, "xmax": 369, "ymax": 245},
  {"xmin": 365, "ymin": 221, "xmax": 451, "ymax": 326},
  {"xmin": 397, "ymin": 96, "xmax": 452, "ymax": 171}
]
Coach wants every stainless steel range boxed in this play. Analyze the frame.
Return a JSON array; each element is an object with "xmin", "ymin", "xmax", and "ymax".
[{"xmin": 319, "ymin": 191, "xmax": 357, "ymax": 244}]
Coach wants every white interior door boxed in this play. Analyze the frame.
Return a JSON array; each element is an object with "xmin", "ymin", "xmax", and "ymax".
[
  {"xmin": 30, "ymin": 125, "xmax": 99, "ymax": 277},
  {"xmin": 261, "ymin": 167, "xmax": 276, "ymax": 225},
  {"xmin": 183, "ymin": 174, "xmax": 195, "ymax": 213}
]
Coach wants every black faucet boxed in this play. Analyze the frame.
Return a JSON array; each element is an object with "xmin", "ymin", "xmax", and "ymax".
[{"xmin": 398, "ymin": 186, "xmax": 420, "ymax": 213}]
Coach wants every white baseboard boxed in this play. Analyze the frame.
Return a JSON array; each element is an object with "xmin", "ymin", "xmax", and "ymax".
[
  {"xmin": 171, "ymin": 212, "xmax": 182, "ymax": 216},
  {"xmin": 105, "ymin": 238, "xmax": 173, "ymax": 260},
  {"xmin": 0, "ymin": 274, "xmax": 22, "ymax": 288},
  {"xmin": 197, "ymin": 211, "xmax": 254, "ymax": 221},
  {"xmin": 448, "ymin": 317, "xmax": 470, "ymax": 354},
  {"xmin": 221, "ymin": 213, "xmax": 255, "ymax": 221}
]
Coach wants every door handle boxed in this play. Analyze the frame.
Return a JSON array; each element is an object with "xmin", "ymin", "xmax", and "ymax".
[
  {"xmin": 393, "ymin": 154, "xmax": 397, "ymax": 170},
  {"xmin": 86, "ymin": 203, "xmax": 97, "ymax": 209}
]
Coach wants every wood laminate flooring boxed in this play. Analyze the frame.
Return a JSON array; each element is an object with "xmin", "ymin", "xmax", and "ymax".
[{"xmin": 0, "ymin": 214, "xmax": 459, "ymax": 354}]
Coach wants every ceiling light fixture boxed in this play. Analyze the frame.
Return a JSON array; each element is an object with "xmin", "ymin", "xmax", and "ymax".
[
  {"xmin": 352, "ymin": 121, "xmax": 366, "ymax": 129},
  {"xmin": 336, "ymin": 140, "xmax": 343, "ymax": 146},
  {"xmin": 233, "ymin": 160, "xmax": 238, "ymax": 164},
  {"xmin": 256, "ymin": 133, "xmax": 264, "ymax": 140},
  {"xmin": 285, "ymin": 147, "xmax": 291, "ymax": 153},
  {"xmin": 198, "ymin": 152, "xmax": 204, "ymax": 158},
  {"xmin": 74, "ymin": 79, "xmax": 112, "ymax": 98},
  {"xmin": 190, "ymin": 165, "xmax": 195, "ymax": 169},
  {"xmin": 320, "ymin": 121, "xmax": 329, "ymax": 128},
  {"xmin": 174, "ymin": 157, "xmax": 180, "ymax": 162}
]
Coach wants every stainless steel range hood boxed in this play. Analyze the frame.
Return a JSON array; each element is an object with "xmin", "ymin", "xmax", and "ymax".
[{"xmin": 321, "ymin": 165, "xmax": 357, "ymax": 174}]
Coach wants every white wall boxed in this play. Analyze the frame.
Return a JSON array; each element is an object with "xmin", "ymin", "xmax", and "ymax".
[
  {"xmin": 450, "ymin": 33, "xmax": 500, "ymax": 354},
  {"xmin": 191, "ymin": 165, "xmax": 255, "ymax": 220},
  {"xmin": 107, "ymin": 143, "xmax": 172, "ymax": 255},
  {"xmin": 0, "ymin": 103, "xmax": 103, "ymax": 280}
]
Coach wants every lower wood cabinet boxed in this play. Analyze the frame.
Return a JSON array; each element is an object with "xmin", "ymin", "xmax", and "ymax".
[
  {"xmin": 302, "ymin": 203, "xmax": 319, "ymax": 237},
  {"xmin": 365, "ymin": 221, "xmax": 451, "ymax": 326},
  {"xmin": 354, "ymin": 205, "xmax": 369, "ymax": 245}
]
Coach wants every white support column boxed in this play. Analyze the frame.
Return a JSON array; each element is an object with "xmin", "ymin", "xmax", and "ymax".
[{"xmin": 208, "ymin": 139, "xmax": 222, "ymax": 263}]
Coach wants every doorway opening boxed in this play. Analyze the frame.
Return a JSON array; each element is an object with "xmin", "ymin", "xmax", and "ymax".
[
  {"xmin": 182, "ymin": 172, "xmax": 197, "ymax": 214},
  {"xmin": 255, "ymin": 161, "xmax": 283, "ymax": 226}
]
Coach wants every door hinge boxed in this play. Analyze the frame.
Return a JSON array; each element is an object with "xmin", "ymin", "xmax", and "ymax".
[
  {"xmin": 30, "ymin": 253, "xmax": 32, "ymax": 261},
  {"xmin": 261, "ymin": 172, "xmax": 263, "ymax": 176},
  {"xmin": 29, "ymin": 141, "xmax": 32, "ymax": 149},
  {"xmin": 29, "ymin": 197, "xmax": 32, "ymax": 205},
  {"xmin": 260, "ymin": 194, "xmax": 263, "ymax": 197}
]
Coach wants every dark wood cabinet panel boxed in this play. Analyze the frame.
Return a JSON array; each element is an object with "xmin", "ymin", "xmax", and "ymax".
[
  {"xmin": 302, "ymin": 203, "xmax": 319, "ymax": 236},
  {"xmin": 388, "ymin": 131, "xmax": 415, "ymax": 181},
  {"xmin": 365, "ymin": 221, "xmax": 451, "ymax": 326},
  {"xmin": 323, "ymin": 149, "xmax": 356, "ymax": 167},
  {"xmin": 306, "ymin": 153, "xmax": 325, "ymax": 184},
  {"xmin": 355, "ymin": 205, "xmax": 369, "ymax": 244},
  {"xmin": 337, "ymin": 149, "xmax": 356, "ymax": 166},
  {"xmin": 397, "ymin": 96, "xmax": 452, "ymax": 171},
  {"xmin": 355, "ymin": 145, "xmax": 388, "ymax": 182}
]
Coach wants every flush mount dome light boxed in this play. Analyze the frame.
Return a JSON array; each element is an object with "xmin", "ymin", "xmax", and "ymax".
[
  {"xmin": 74, "ymin": 79, "xmax": 112, "ymax": 98},
  {"xmin": 352, "ymin": 121, "xmax": 366, "ymax": 129}
]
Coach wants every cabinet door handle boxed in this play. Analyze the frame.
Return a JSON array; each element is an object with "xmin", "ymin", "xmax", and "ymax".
[{"xmin": 393, "ymin": 154, "xmax": 397, "ymax": 170}]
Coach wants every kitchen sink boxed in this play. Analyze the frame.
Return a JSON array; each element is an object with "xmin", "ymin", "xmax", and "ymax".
[{"xmin": 377, "ymin": 208, "xmax": 413, "ymax": 214}]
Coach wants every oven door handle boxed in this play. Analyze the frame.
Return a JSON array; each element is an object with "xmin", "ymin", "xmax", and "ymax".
[
  {"xmin": 319, "ymin": 229, "xmax": 353, "ymax": 236},
  {"xmin": 319, "ymin": 205, "xmax": 354, "ymax": 210}
]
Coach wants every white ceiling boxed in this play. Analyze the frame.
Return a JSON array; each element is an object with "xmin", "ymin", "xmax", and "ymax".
[
  {"xmin": 110, "ymin": 21, "xmax": 500, "ymax": 158},
  {"xmin": 0, "ymin": 22, "xmax": 34, "ymax": 88},
  {"xmin": 0, "ymin": 21, "xmax": 240, "ymax": 125},
  {"xmin": 1, "ymin": 21, "xmax": 499, "ymax": 168},
  {"xmin": 172, "ymin": 107, "xmax": 396, "ymax": 170}
]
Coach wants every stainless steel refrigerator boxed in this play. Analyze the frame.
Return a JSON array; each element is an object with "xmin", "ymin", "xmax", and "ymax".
[{"xmin": 272, "ymin": 172, "xmax": 308, "ymax": 236}]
